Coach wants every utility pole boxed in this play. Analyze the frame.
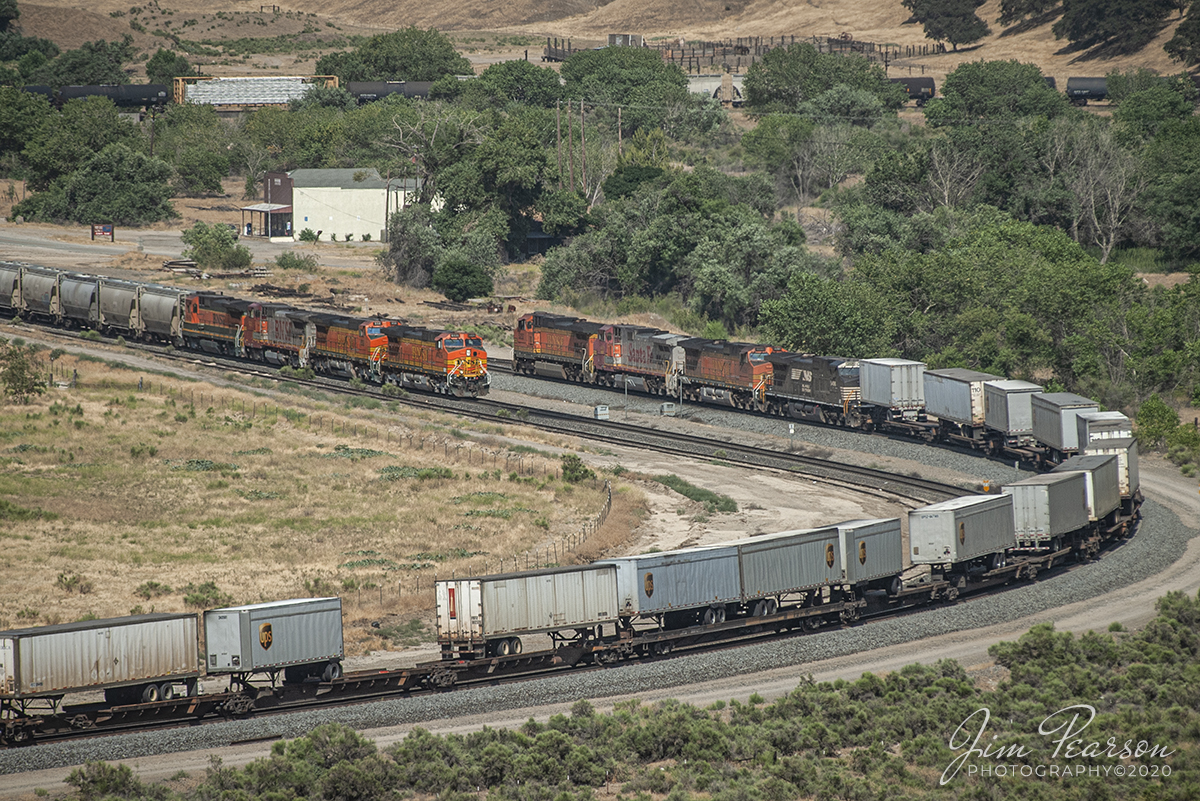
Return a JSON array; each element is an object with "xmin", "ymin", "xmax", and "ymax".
[
  {"xmin": 556, "ymin": 101, "xmax": 563, "ymax": 190},
  {"xmin": 567, "ymin": 100, "xmax": 575, "ymax": 191}
]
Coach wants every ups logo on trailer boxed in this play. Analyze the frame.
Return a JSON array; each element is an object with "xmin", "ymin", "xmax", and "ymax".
[
  {"xmin": 259, "ymin": 622, "xmax": 273, "ymax": 650},
  {"xmin": 644, "ymin": 572, "xmax": 655, "ymax": 598},
  {"xmin": 859, "ymin": 541, "xmax": 867, "ymax": 565},
  {"xmin": 825, "ymin": 544, "xmax": 835, "ymax": 568},
  {"xmin": 959, "ymin": 522, "xmax": 966, "ymax": 546}
]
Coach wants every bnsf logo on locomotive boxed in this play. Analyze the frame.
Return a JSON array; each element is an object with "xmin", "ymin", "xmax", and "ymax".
[
  {"xmin": 825, "ymin": 544, "xmax": 835, "ymax": 568},
  {"xmin": 259, "ymin": 622, "xmax": 273, "ymax": 650},
  {"xmin": 644, "ymin": 572, "xmax": 655, "ymax": 598}
]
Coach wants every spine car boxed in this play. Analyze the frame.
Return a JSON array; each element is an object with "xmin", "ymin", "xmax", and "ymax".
[{"xmin": 0, "ymin": 262, "xmax": 489, "ymax": 398}]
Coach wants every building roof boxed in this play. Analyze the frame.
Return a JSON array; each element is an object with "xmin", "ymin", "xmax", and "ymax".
[
  {"xmin": 241, "ymin": 203, "xmax": 291, "ymax": 213},
  {"xmin": 289, "ymin": 168, "xmax": 419, "ymax": 191},
  {"xmin": 186, "ymin": 77, "xmax": 313, "ymax": 107}
]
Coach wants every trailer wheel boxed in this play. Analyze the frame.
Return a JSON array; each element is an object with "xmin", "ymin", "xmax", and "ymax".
[
  {"xmin": 323, "ymin": 662, "xmax": 342, "ymax": 682},
  {"xmin": 752, "ymin": 600, "xmax": 767, "ymax": 617},
  {"xmin": 495, "ymin": 639, "xmax": 512, "ymax": 657},
  {"xmin": 141, "ymin": 684, "xmax": 161, "ymax": 703},
  {"xmin": 159, "ymin": 682, "xmax": 176, "ymax": 701},
  {"xmin": 888, "ymin": 576, "xmax": 903, "ymax": 596},
  {"xmin": 509, "ymin": 637, "xmax": 523, "ymax": 655},
  {"xmin": 703, "ymin": 608, "xmax": 718, "ymax": 626},
  {"xmin": 766, "ymin": 599, "xmax": 778, "ymax": 615}
]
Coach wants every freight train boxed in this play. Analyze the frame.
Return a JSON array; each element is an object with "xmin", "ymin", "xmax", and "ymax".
[
  {"xmin": 0, "ymin": 262, "xmax": 489, "ymax": 397},
  {"xmin": 513, "ymin": 312, "xmax": 1140, "ymax": 480},
  {"xmin": 1, "ymin": 450, "xmax": 1140, "ymax": 743},
  {"xmin": 435, "ymin": 447, "xmax": 1139, "ymax": 660}
]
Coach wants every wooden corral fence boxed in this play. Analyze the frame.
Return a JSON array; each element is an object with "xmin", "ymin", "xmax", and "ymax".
[{"xmin": 542, "ymin": 33, "xmax": 932, "ymax": 76}]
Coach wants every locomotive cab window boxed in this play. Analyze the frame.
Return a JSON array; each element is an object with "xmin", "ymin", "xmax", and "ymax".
[
  {"xmin": 467, "ymin": 337, "xmax": 483, "ymax": 348},
  {"xmin": 444, "ymin": 339, "xmax": 464, "ymax": 350}
]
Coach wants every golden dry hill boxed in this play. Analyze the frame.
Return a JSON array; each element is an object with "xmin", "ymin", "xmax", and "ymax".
[{"xmin": 15, "ymin": 0, "xmax": 1189, "ymax": 82}]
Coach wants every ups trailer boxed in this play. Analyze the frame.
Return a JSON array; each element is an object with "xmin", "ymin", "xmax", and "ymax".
[
  {"xmin": 909, "ymin": 495, "xmax": 1015, "ymax": 567},
  {"xmin": 204, "ymin": 597, "xmax": 343, "ymax": 685}
]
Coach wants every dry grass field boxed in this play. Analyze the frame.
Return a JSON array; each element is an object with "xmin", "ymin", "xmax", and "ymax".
[
  {"xmin": 15, "ymin": 0, "xmax": 1186, "ymax": 83},
  {"xmin": 0, "ymin": 347, "xmax": 638, "ymax": 655}
]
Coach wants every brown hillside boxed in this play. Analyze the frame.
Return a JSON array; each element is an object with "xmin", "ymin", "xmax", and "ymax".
[{"xmin": 17, "ymin": 0, "xmax": 1189, "ymax": 82}]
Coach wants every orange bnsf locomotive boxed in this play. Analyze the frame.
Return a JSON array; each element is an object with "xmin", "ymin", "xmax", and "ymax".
[
  {"xmin": 182, "ymin": 292, "xmax": 488, "ymax": 397},
  {"xmin": 515, "ymin": 312, "xmax": 777, "ymax": 409}
]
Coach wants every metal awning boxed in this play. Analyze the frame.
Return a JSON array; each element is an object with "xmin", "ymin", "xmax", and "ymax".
[{"xmin": 240, "ymin": 203, "xmax": 292, "ymax": 213}]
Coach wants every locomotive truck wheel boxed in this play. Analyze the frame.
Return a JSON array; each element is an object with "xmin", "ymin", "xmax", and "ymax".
[
  {"xmin": 654, "ymin": 641, "xmax": 673, "ymax": 656},
  {"xmin": 323, "ymin": 661, "xmax": 342, "ymax": 682},
  {"xmin": 803, "ymin": 616, "xmax": 820, "ymax": 632},
  {"xmin": 141, "ymin": 684, "xmax": 161, "ymax": 703}
]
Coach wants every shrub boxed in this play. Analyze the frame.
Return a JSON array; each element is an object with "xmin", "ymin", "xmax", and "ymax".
[
  {"xmin": 182, "ymin": 581, "xmax": 233, "ymax": 607},
  {"xmin": 135, "ymin": 580, "xmax": 172, "ymax": 599},
  {"xmin": 431, "ymin": 255, "xmax": 493, "ymax": 303},
  {"xmin": 182, "ymin": 221, "xmax": 252, "ymax": 271},
  {"xmin": 275, "ymin": 251, "xmax": 318, "ymax": 271},
  {"xmin": 55, "ymin": 572, "xmax": 94, "ymax": 594},
  {"xmin": 298, "ymin": 227, "xmax": 319, "ymax": 243},
  {"xmin": 561, "ymin": 453, "xmax": 595, "ymax": 483}
]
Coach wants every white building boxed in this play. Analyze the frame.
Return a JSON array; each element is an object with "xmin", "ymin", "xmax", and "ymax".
[{"xmin": 289, "ymin": 169, "xmax": 420, "ymax": 243}]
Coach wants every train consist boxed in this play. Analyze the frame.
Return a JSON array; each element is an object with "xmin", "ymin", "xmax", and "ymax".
[
  {"xmin": 513, "ymin": 312, "xmax": 1140, "ymax": 477},
  {"xmin": 1, "ymin": 447, "xmax": 1141, "ymax": 743},
  {"xmin": 19, "ymin": 84, "xmax": 171, "ymax": 109},
  {"xmin": 435, "ymin": 446, "xmax": 1139, "ymax": 660},
  {"xmin": 0, "ymin": 262, "xmax": 489, "ymax": 397}
]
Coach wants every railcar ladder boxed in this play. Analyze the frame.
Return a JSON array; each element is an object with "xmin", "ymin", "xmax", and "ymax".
[
  {"xmin": 234, "ymin": 324, "xmax": 245, "ymax": 357},
  {"xmin": 370, "ymin": 345, "xmax": 385, "ymax": 380}
]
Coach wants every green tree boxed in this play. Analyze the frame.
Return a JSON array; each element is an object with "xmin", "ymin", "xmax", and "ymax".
[
  {"xmin": 760, "ymin": 271, "xmax": 895, "ymax": 356},
  {"xmin": 741, "ymin": 113, "xmax": 819, "ymax": 204},
  {"xmin": 0, "ymin": 340, "xmax": 46, "ymax": 404},
  {"xmin": 1166, "ymin": 3, "xmax": 1200, "ymax": 64},
  {"xmin": 21, "ymin": 95, "xmax": 136, "ymax": 190},
  {"xmin": 903, "ymin": 0, "xmax": 992, "ymax": 50},
  {"xmin": 430, "ymin": 255, "xmax": 494, "ymax": 302},
  {"xmin": 1053, "ymin": 0, "xmax": 1174, "ymax": 53},
  {"xmin": 13, "ymin": 143, "xmax": 176, "ymax": 225},
  {"xmin": 924, "ymin": 60, "xmax": 1070, "ymax": 124},
  {"xmin": 1112, "ymin": 84, "xmax": 1196, "ymax": 141},
  {"xmin": 1136, "ymin": 393, "xmax": 1180, "ymax": 447},
  {"xmin": 31, "ymin": 35, "xmax": 135, "ymax": 87},
  {"xmin": 0, "ymin": 85, "xmax": 52, "ymax": 161},
  {"xmin": 289, "ymin": 84, "xmax": 357, "ymax": 112},
  {"xmin": 743, "ymin": 42, "xmax": 903, "ymax": 113},
  {"xmin": 560, "ymin": 46, "xmax": 689, "ymax": 134},
  {"xmin": 0, "ymin": 0, "xmax": 18, "ymax": 32},
  {"xmin": 468, "ymin": 59, "xmax": 563, "ymax": 108},
  {"xmin": 0, "ymin": 30, "xmax": 58, "ymax": 62},
  {"xmin": 379, "ymin": 204, "xmax": 444, "ymax": 287},
  {"xmin": 316, "ymin": 27, "xmax": 472, "ymax": 83},
  {"xmin": 999, "ymin": 0, "xmax": 1061, "ymax": 26},
  {"xmin": 145, "ymin": 48, "xmax": 193, "ymax": 86},
  {"xmin": 181, "ymin": 221, "xmax": 252, "ymax": 271}
]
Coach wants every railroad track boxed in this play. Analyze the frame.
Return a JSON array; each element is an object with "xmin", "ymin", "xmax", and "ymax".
[
  {"xmin": 23, "ymin": 324, "xmax": 965, "ymax": 504},
  {"xmin": 4, "ymin": 324, "xmax": 1109, "ymax": 750}
]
